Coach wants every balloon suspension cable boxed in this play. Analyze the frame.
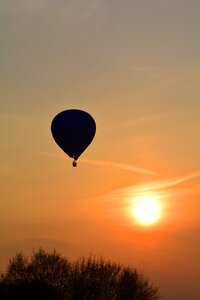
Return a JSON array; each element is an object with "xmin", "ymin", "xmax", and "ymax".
[{"xmin": 72, "ymin": 159, "xmax": 77, "ymax": 167}]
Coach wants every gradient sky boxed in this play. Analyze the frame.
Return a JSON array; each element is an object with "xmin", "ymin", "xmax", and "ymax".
[{"xmin": 0, "ymin": 1, "xmax": 200, "ymax": 299}]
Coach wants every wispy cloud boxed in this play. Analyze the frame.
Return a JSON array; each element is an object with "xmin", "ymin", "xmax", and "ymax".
[
  {"xmin": 130, "ymin": 65, "xmax": 200, "ymax": 90},
  {"xmin": 38, "ymin": 151, "xmax": 200, "ymax": 189},
  {"xmin": 38, "ymin": 151, "xmax": 159, "ymax": 176},
  {"xmin": 140, "ymin": 170, "xmax": 200, "ymax": 191},
  {"xmin": 81, "ymin": 158, "xmax": 159, "ymax": 176},
  {"xmin": 110, "ymin": 170, "xmax": 200, "ymax": 197},
  {"xmin": 103, "ymin": 112, "xmax": 169, "ymax": 132}
]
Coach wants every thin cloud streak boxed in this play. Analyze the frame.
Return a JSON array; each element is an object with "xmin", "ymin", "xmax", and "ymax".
[
  {"xmin": 103, "ymin": 112, "xmax": 169, "ymax": 132},
  {"xmin": 113, "ymin": 170, "xmax": 200, "ymax": 197},
  {"xmin": 38, "ymin": 151, "xmax": 200, "ymax": 186},
  {"xmin": 38, "ymin": 151, "xmax": 159, "ymax": 176},
  {"xmin": 80, "ymin": 158, "xmax": 159, "ymax": 176}
]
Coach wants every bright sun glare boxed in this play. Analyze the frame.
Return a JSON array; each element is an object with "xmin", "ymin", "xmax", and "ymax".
[{"xmin": 131, "ymin": 193, "xmax": 162, "ymax": 226}]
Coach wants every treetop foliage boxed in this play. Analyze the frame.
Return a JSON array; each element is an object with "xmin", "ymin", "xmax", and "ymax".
[{"xmin": 0, "ymin": 248, "xmax": 159, "ymax": 300}]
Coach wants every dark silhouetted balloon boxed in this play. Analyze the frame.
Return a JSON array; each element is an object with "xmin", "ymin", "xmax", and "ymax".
[{"xmin": 51, "ymin": 109, "xmax": 96, "ymax": 167}]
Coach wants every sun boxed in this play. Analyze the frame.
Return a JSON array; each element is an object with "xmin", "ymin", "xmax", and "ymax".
[{"xmin": 131, "ymin": 193, "xmax": 162, "ymax": 226}]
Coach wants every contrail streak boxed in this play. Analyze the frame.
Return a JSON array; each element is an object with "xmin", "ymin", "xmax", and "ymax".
[
  {"xmin": 122, "ymin": 170, "xmax": 200, "ymax": 193},
  {"xmin": 80, "ymin": 158, "xmax": 159, "ymax": 176},
  {"xmin": 37, "ymin": 150, "xmax": 200, "ymax": 192},
  {"xmin": 37, "ymin": 151, "xmax": 159, "ymax": 176}
]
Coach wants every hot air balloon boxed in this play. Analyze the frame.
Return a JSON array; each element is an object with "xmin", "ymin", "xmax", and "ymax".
[{"xmin": 51, "ymin": 109, "xmax": 96, "ymax": 167}]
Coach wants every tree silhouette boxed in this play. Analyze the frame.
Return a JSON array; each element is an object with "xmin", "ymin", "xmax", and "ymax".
[{"xmin": 0, "ymin": 248, "xmax": 159, "ymax": 299}]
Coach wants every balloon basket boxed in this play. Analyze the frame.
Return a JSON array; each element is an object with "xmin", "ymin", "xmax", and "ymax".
[{"xmin": 72, "ymin": 160, "xmax": 77, "ymax": 167}]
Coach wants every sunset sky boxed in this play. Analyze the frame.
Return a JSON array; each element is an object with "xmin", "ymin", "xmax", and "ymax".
[{"xmin": 0, "ymin": 1, "xmax": 200, "ymax": 299}]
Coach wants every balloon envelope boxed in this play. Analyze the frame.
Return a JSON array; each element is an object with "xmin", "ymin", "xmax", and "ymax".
[{"xmin": 51, "ymin": 109, "xmax": 96, "ymax": 162}]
